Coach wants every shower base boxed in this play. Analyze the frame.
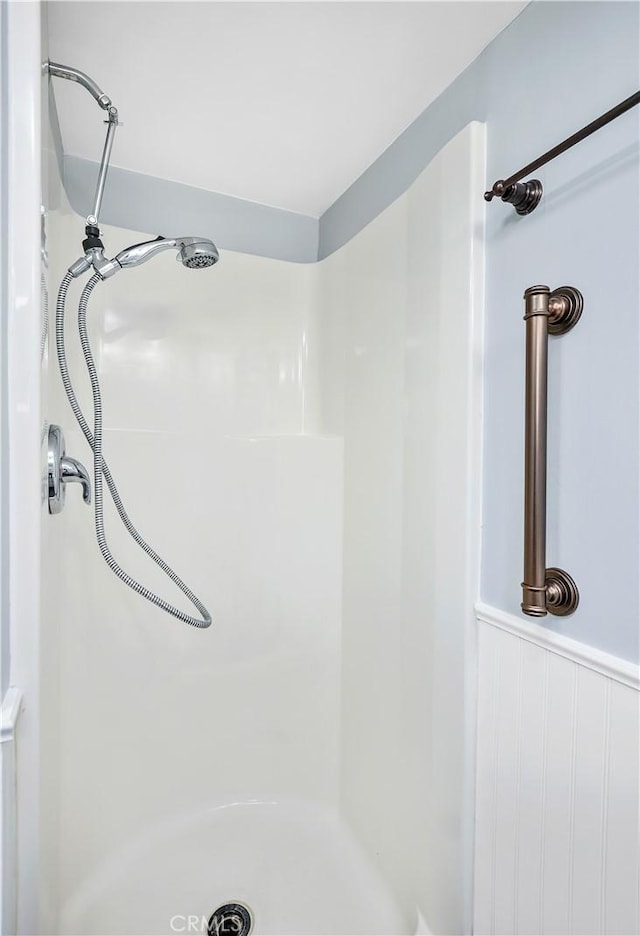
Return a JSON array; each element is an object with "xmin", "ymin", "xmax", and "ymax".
[{"xmin": 59, "ymin": 800, "xmax": 428, "ymax": 935}]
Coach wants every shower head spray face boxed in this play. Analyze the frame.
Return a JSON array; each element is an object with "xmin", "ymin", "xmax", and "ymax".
[{"xmin": 179, "ymin": 239, "xmax": 219, "ymax": 269}]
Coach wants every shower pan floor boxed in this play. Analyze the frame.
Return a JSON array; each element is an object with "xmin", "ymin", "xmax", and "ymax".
[{"xmin": 59, "ymin": 800, "xmax": 425, "ymax": 936}]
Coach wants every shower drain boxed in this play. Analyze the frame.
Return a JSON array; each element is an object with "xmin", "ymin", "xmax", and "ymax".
[{"xmin": 207, "ymin": 902, "xmax": 253, "ymax": 936}]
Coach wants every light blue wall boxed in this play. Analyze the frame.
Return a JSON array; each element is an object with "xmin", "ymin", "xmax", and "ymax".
[
  {"xmin": 481, "ymin": 3, "xmax": 638, "ymax": 663},
  {"xmin": 321, "ymin": 1, "xmax": 639, "ymax": 663},
  {"xmin": 63, "ymin": 155, "xmax": 319, "ymax": 263},
  {"xmin": 55, "ymin": 1, "xmax": 639, "ymax": 661}
]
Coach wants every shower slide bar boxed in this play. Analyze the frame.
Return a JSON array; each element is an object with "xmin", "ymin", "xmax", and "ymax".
[
  {"xmin": 45, "ymin": 61, "xmax": 119, "ymax": 226},
  {"xmin": 521, "ymin": 285, "xmax": 582, "ymax": 618},
  {"xmin": 485, "ymin": 89, "xmax": 640, "ymax": 215}
]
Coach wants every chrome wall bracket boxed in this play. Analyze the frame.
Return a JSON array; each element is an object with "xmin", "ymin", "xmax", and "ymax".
[
  {"xmin": 48, "ymin": 424, "xmax": 91, "ymax": 514},
  {"xmin": 521, "ymin": 285, "xmax": 582, "ymax": 617},
  {"xmin": 45, "ymin": 61, "xmax": 119, "ymax": 229}
]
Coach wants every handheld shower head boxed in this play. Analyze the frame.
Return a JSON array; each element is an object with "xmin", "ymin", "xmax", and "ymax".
[{"xmin": 113, "ymin": 236, "xmax": 219, "ymax": 273}]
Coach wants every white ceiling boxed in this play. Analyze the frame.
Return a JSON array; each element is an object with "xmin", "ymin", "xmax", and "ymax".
[{"xmin": 48, "ymin": 1, "xmax": 526, "ymax": 217}]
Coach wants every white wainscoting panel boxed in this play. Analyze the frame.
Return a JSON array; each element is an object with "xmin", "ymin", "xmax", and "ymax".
[{"xmin": 474, "ymin": 604, "xmax": 639, "ymax": 936}]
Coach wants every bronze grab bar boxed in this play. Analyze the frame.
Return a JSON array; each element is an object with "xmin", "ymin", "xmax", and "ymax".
[{"xmin": 521, "ymin": 285, "xmax": 582, "ymax": 617}]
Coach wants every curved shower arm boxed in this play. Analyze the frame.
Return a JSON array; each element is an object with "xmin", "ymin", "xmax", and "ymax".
[
  {"xmin": 46, "ymin": 60, "xmax": 119, "ymax": 227},
  {"xmin": 46, "ymin": 61, "xmax": 117, "ymax": 118}
]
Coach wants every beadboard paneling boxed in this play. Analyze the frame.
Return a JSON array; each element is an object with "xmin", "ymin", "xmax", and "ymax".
[{"xmin": 474, "ymin": 607, "xmax": 639, "ymax": 936}]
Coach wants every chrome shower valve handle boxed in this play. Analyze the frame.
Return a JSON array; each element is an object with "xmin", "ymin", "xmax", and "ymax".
[
  {"xmin": 48, "ymin": 424, "xmax": 91, "ymax": 514},
  {"xmin": 60, "ymin": 456, "xmax": 92, "ymax": 504}
]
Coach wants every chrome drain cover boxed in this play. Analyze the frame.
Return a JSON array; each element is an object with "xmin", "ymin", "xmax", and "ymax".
[{"xmin": 208, "ymin": 902, "xmax": 253, "ymax": 936}]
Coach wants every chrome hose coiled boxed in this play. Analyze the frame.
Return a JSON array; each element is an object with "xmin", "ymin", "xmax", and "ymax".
[{"xmin": 56, "ymin": 270, "xmax": 212, "ymax": 628}]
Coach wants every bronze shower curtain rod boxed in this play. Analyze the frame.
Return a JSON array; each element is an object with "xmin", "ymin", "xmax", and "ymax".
[{"xmin": 485, "ymin": 89, "xmax": 640, "ymax": 214}]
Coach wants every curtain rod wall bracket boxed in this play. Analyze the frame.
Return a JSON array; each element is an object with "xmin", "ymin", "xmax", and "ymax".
[
  {"xmin": 485, "ymin": 179, "xmax": 543, "ymax": 214},
  {"xmin": 485, "ymin": 89, "xmax": 640, "ymax": 215}
]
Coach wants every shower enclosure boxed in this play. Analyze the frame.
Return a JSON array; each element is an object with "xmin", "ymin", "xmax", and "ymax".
[{"xmin": 3, "ymin": 6, "xmax": 484, "ymax": 934}]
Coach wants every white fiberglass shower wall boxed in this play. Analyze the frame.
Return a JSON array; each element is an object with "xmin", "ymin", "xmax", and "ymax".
[
  {"xmin": 41, "ymin": 122, "xmax": 484, "ymax": 936},
  {"xmin": 4, "ymin": 10, "xmax": 485, "ymax": 919}
]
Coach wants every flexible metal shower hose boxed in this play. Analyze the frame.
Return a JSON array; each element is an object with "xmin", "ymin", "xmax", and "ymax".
[{"xmin": 56, "ymin": 270, "xmax": 212, "ymax": 628}]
